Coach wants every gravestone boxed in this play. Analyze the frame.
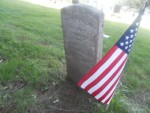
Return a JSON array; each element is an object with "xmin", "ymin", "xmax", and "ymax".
[
  {"xmin": 72, "ymin": 0, "xmax": 79, "ymax": 4},
  {"xmin": 61, "ymin": 4, "xmax": 104, "ymax": 83},
  {"xmin": 113, "ymin": 4, "xmax": 121, "ymax": 13}
]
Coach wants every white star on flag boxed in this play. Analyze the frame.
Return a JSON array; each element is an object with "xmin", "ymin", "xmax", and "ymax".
[
  {"xmin": 120, "ymin": 42, "xmax": 124, "ymax": 46},
  {"xmin": 125, "ymin": 41, "xmax": 129, "ymax": 45},
  {"xmin": 128, "ymin": 49, "xmax": 131, "ymax": 52},
  {"xmin": 125, "ymin": 46, "xmax": 128, "ymax": 49},
  {"xmin": 130, "ymin": 29, "xmax": 134, "ymax": 33},
  {"xmin": 130, "ymin": 35, "xmax": 134, "ymax": 38},
  {"xmin": 135, "ymin": 28, "xmax": 138, "ymax": 31},
  {"xmin": 130, "ymin": 40, "xmax": 133, "ymax": 43},
  {"xmin": 125, "ymin": 36, "xmax": 129, "ymax": 40},
  {"xmin": 136, "ymin": 22, "xmax": 139, "ymax": 26}
]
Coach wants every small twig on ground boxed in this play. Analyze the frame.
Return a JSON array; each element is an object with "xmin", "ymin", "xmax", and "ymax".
[
  {"xmin": 48, "ymin": 85, "xmax": 64, "ymax": 100},
  {"xmin": 0, "ymin": 83, "xmax": 25, "ymax": 94},
  {"xmin": 0, "ymin": 59, "xmax": 2, "ymax": 62}
]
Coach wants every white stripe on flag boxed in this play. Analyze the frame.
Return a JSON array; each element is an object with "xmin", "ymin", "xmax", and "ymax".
[
  {"xmin": 81, "ymin": 48, "xmax": 122, "ymax": 89},
  {"xmin": 88, "ymin": 53, "xmax": 127, "ymax": 94},
  {"xmin": 96, "ymin": 61, "xmax": 127, "ymax": 100},
  {"xmin": 101, "ymin": 78, "xmax": 120, "ymax": 103},
  {"xmin": 106, "ymin": 92, "xmax": 114, "ymax": 105}
]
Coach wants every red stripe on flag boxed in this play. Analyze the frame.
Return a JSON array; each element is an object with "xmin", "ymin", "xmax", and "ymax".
[
  {"xmin": 98, "ymin": 75, "xmax": 120, "ymax": 102},
  {"xmin": 104, "ymin": 92, "xmax": 114, "ymax": 104},
  {"xmin": 97, "ymin": 57, "xmax": 127, "ymax": 102},
  {"xmin": 78, "ymin": 46, "xmax": 118, "ymax": 86},
  {"xmin": 92, "ymin": 55, "xmax": 127, "ymax": 97},
  {"xmin": 84, "ymin": 51, "xmax": 125, "ymax": 91}
]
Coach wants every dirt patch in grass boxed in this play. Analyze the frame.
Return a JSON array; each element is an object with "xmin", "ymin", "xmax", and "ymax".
[
  {"xmin": 123, "ymin": 89, "xmax": 150, "ymax": 113},
  {"xmin": 0, "ymin": 79, "xmax": 26, "ymax": 94},
  {"xmin": 133, "ymin": 90, "xmax": 150, "ymax": 108},
  {"xmin": 0, "ymin": 79, "xmax": 26, "ymax": 113},
  {"xmin": 30, "ymin": 79, "xmax": 100, "ymax": 113},
  {"xmin": 0, "ymin": 79, "xmax": 101, "ymax": 113}
]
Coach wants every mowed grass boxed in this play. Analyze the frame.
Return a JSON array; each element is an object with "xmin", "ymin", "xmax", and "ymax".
[
  {"xmin": 0, "ymin": 0, "xmax": 65, "ymax": 112},
  {"xmin": 0, "ymin": 0, "xmax": 150, "ymax": 113},
  {"xmin": 0, "ymin": 0, "xmax": 65, "ymax": 83}
]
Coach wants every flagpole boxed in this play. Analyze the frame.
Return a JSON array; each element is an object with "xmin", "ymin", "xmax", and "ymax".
[
  {"xmin": 139, "ymin": 0, "xmax": 148, "ymax": 13},
  {"xmin": 143, "ymin": 0, "xmax": 148, "ymax": 9}
]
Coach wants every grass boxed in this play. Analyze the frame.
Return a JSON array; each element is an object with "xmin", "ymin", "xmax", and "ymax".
[
  {"xmin": 0, "ymin": 0, "xmax": 64, "ymax": 83},
  {"xmin": 0, "ymin": 0, "xmax": 150, "ymax": 113}
]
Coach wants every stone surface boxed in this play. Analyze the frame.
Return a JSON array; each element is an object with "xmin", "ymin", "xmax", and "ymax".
[
  {"xmin": 61, "ymin": 4, "xmax": 104, "ymax": 83},
  {"xmin": 72, "ymin": 0, "xmax": 79, "ymax": 4}
]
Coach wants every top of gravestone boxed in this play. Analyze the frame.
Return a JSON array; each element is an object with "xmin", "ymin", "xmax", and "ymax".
[{"xmin": 61, "ymin": 4, "xmax": 103, "ymax": 17}]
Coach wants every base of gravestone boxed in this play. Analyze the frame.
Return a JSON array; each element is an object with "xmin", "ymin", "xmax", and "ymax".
[{"xmin": 56, "ymin": 78, "xmax": 103, "ymax": 112}]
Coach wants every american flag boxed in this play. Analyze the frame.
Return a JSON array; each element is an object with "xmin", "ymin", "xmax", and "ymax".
[{"xmin": 78, "ymin": 3, "xmax": 147, "ymax": 105}]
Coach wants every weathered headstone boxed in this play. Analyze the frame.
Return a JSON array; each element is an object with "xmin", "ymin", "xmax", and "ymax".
[
  {"xmin": 61, "ymin": 4, "xmax": 104, "ymax": 83},
  {"xmin": 72, "ymin": 0, "xmax": 79, "ymax": 4},
  {"xmin": 113, "ymin": 4, "xmax": 121, "ymax": 13}
]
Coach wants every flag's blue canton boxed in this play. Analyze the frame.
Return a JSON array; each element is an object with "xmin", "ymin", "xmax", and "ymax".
[{"xmin": 116, "ymin": 18, "xmax": 141, "ymax": 54}]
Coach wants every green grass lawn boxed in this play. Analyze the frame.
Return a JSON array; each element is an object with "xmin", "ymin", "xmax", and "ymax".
[{"xmin": 0, "ymin": 0, "xmax": 150, "ymax": 113}]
